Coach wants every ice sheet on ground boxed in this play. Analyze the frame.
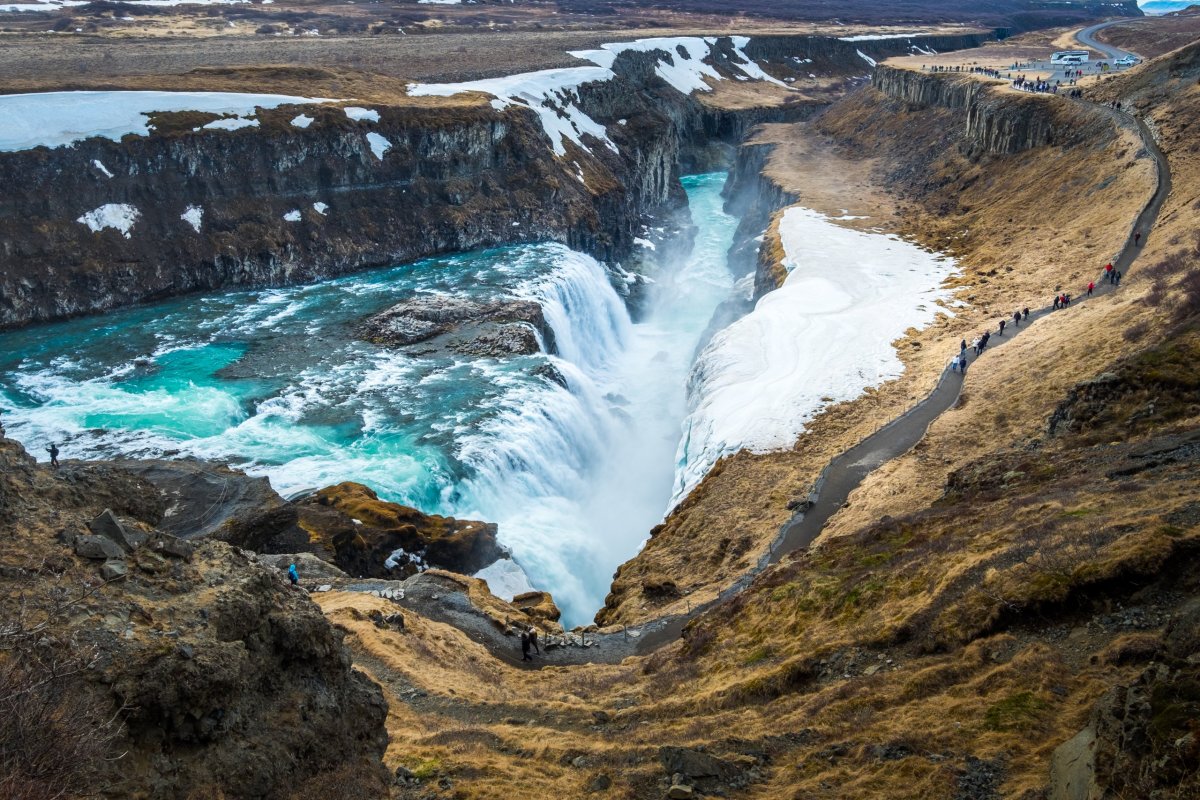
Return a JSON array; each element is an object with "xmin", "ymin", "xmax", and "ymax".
[
  {"xmin": 474, "ymin": 558, "xmax": 536, "ymax": 601},
  {"xmin": 290, "ymin": 114, "xmax": 314, "ymax": 128},
  {"xmin": 673, "ymin": 206, "xmax": 957, "ymax": 504},
  {"xmin": 365, "ymin": 132, "xmax": 391, "ymax": 160},
  {"xmin": 313, "ymin": 202, "xmax": 329, "ymax": 215},
  {"xmin": 343, "ymin": 106, "xmax": 380, "ymax": 122},
  {"xmin": 0, "ymin": 91, "xmax": 337, "ymax": 152},
  {"xmin": 181, "ymin": 205, "xmax": 203, "ymax": 232},
  {"xmin": 77, "ymin": 203, "xmax": 140, "ymax": 237}
]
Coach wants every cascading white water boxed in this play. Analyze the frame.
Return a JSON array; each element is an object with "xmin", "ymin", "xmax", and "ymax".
[{"xmin": 0, "ymin": 174, "xmax": 740, "ymax": 629}]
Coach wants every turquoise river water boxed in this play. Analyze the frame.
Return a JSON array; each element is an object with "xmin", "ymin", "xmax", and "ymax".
[{"xmin": 0, "ymin": 173, "xmax": 738, "ymax": 626}]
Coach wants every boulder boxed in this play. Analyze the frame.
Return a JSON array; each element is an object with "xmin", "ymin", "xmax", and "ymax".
[
  {"xmin": 667, "ymin": 785, "xmax": 695, "ymax": 799},
  {"xmin": 297, "ymin": 483, "xmax": 505, "ymax": 579},
  {"xmin": 75, "ymin": 535, "xmax": 126, "ymax": 561},
  {"xmin": 100, "ymin": 559, "xmax": 129, "ymax": 581},
  {"xmin": 512, "ymin": 590, "xmax": 562, "ymax": 623},
  {"xmin": 1048, "ymin": 727, "xmax": 1098, "ymax": 800},
  {"xmin": 659, "ymin": 747, "xmax": 743, "ymax": 782},
  {"xmin": 147, "ymin": 532, "xmax": 196, "ymax": 560},
  {"xmin": 357, "ymin": 295, "xmax": 554, "ymax": 358},
  {"xmin": 87, "ymin": 508, "xmax": 143, "ymax": 552}
]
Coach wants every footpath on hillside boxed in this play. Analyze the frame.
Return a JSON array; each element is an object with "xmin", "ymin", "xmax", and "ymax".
[{"xmin": 342, "ymin": 24, "xmax": 1172, "ymax": 668}]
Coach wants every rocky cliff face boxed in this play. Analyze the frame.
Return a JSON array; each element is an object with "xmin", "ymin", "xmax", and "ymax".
[
  {"xmin": 872, "ymin": 65, "xmax": 1108, "ymax": 156},
  {"xmin": 0, "ymin": 426, "xmax": 390, "ymax": 799},
  {"xmin": 0, "ymin": 33, "xmax": 1004, "ymax": 330}
]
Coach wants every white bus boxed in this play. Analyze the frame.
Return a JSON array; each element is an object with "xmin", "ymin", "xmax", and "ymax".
[{"xmin": 1051, "ymin": 50, "xmax": 1090, "ymax": 64}]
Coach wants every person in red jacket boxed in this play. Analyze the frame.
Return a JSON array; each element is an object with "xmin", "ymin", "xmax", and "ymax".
[{"xmin": 1087, "ymin": 281, "xmax": 1095, "ymax": 297}]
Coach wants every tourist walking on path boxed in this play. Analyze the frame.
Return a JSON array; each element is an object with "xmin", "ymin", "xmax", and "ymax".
[
  {"xmin": 1013, "ymin": 311, "xmax": 1021, "ymax": 328},
  {"xmin": 1116, "ymin": 271, "xmax": 1122, "ymax": 286},
  {"xmin": 530, "ymin": 628, "xmax": 540, "ymax": 655},
  {"xmin": 958, "ymin": 353, "xmax": 968, "ymax": 374},
  {"xmin": 1087, "ymin": 281, "xmax": 1095, "ymax": 297},
  {"xmin": 1135, "ymin": 230, "xmax": 1141, "ymax": 246},
  {"xmin": 999, "ymin": 319, "xmax": 1006, "ymax": 335},
  {"xmin": 1105, "ymin": 262, "xmax": 1113, "ymax": 281},
  {"xmin": 1023, "ymin": 307, "xmax": 1029, "ymax": 320},
  {"xmin": 520, "ymin": 630, "xmax": 533, "ymax": 661},
  {"xmin": 46, "ymin": 443, "xmax": 59, "ymax": 468},
  {"xmin": 288, "ymin": 562, "xmax": 299, "ymax": 586},
  {"xmin": 1053, "ymin": 295, "xmax": 1061, "ymax": 310}
]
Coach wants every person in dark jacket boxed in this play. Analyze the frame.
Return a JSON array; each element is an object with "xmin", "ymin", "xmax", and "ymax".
[
  {"xmin": 46, "ymin": 443, "xmax": 60, "ymax": 468},
  {"xmin": 520, "ymin": 630, "xmax": 533, "ymax": 661}
]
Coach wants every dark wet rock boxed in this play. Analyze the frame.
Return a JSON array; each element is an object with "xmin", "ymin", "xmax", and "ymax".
[
  {"xmin": 358, "ymin": 295, "xmax": 553, "ymax": 358},
  {"xmin": 533, "ymin": 361, "xmax": 569, "ymax": 388}
]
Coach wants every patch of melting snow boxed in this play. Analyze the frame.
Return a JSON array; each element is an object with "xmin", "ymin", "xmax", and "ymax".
[
  {"xmin": 290, "ymin": 113, "xmax": 314, "ymax": 128},
  {"xmin": 77, "ymin": 203, "xmax": 139, "ymax": 237},
  {"xmin": 857, "ymin": 50, "xmax": 878, "ymax": 68},
  {"xmin": 410, "ymin": 36, "xmax": 785, "ymax": 159},
  {"xmin": 312, "ymin": 202, "xmax": 328, "ymax": 215},
  {"xmin": 180, "ymin": 205, "xmax": 203, "ymax": 232},
  {"xmin": 409, "ymin": 66, "xmax": 617, "ymax": 158},
  {"xmin": 673, "ymin": 206, "xmax": 957, "ymax": 504},
  {"xmin": 365, "ymin": 132, "xmax": 391, "ymax": 160},
  {"xmin": 0, "ymin": 90, "xmax": 338, "ymax": 152},
  {"xmin": 283, "ymin": 209, "xmax": 301, "ymax": 222},
  {"xmin": 474, "ymin": 558, "xmax": 536, "ymax": 601},
  {"xmin": 92, "ymin": 159, "xmax": 113, "ymax": 178},
  {"xmin": 202, "ymin": 116, "xmax": 259, "ymax": 131},
  {"xmin": 344, "ymin": 106, "xmax": 380, "ymax": 122}
]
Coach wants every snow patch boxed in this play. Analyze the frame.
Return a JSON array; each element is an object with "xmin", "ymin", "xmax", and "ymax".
[
  {"xmin": 838, "ymin": 32, "xmax": 928, "ymax": 41},
  {"xmin": 633, "ymin": 237, "xmax": 656, "ymax": 250},
  {"xmin": 312, "ymin": 202, "xmax": 329, "ymax": 215},
  {"xmin": 409, "ymin": 67, "xmax": 618, "ymax": 158},
  {"xmin": 77, "ymin": 203, "xmax": 139, "ymax": 238},
  {"xmin": 673, "ymin": 206, "xmax": 957, "ymax": 504},
  {"xmin": 474, "ymin": 558, "xmax": 536, "ymax": 601},
  {"xmin": 180, "ymin": 205, "xmax": 203, "ymax": 232},
  {"xmin": 857, "ymin": 50, "xmax": 878, "ymax": 68},
  {"xmin": 92, "ymin": 159, "xmax": 113, "ymax": 178},
  {"xmin": 283, "ymin": 209, "xmax": 301, "ymax": 222},
  {"xmin": 343, "ymin": 106, "xmax": 380, "ymax": 122},
  {"xmin": 365, "ymin": 132, "xmax": 391, "ymax": 160},
  {"xmin": 202, "ymin": 116, "xmax": 258, "ymax": 131},
  {"xmin": 0, "ymin": 90, "xmax": 337, "ymax": 152},
  {"xmin": 290, "ymin": 113, "xmax": 314, "ymax": 128}
]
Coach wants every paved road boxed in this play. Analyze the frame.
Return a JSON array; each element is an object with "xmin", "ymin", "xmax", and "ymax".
[{"xmin": 1075, "ymin": 19, "xmax": 1141, "ymax": 61}]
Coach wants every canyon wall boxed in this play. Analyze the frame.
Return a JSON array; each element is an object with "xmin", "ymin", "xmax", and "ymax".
[{"xmin": 0, "ymin": 32, "xmax": 1002, "ymax": 330}]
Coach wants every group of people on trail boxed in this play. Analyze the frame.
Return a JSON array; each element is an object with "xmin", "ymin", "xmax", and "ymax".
[
  {"xmin": 520, "ymin": 626, "xmax": 540, "ymax": 661},
  {"xmin": 1053, "ymin": 292, "xmax": 1073, "ymax": 310}
]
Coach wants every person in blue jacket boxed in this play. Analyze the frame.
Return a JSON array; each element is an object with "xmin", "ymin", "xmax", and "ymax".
[{"xmin": 288, "ymin": 563, "xmax": 299, "ymax": 586}]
